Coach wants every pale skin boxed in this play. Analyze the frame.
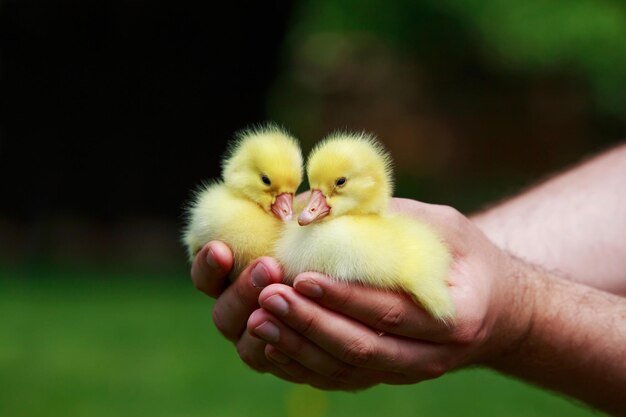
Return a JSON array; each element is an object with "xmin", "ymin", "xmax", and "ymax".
[{"xmin": 191, "ymin": 143, "xmax": 626, "ymax": 415}]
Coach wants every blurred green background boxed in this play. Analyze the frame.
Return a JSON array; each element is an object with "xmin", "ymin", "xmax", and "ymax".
[{"xmin": 1, "ymin": 0, "xmax": 624, "ymax": 416}]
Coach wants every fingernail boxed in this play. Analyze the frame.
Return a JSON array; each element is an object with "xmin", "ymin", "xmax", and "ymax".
[
  {"xmin": 263, "ymin": 294, "xmax": 289, "ymax": 316},
  {"xmin": 267, "ymin": 348, "xmax": 290, "ymax": 364},
  {"xmin": 253, "ymin": 321, "xmax": 280, "ymax": 343},
  {"xmin": 251, "ymin": 263, "xmax": 271, "ymax": 288},
  {"xmin": 206, "ymin": 249, "xmax": 219, "ymax": 270},
  {"xmin": 294, "ymin": 279, "xmax": 323, "ymax": 298}
]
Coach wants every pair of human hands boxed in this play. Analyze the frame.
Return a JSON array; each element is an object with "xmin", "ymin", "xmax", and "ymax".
[{"xmin": 191, "ymin": 198, "xmax": 529, "ymax": 390}]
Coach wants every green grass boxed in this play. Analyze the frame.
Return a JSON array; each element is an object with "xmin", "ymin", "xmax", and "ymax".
[{"xmin": 0, "ymin": 267, "xmax": 603, "ymax": 417}]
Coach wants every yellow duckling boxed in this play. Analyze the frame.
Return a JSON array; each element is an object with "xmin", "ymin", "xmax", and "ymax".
[
  {"xmin": 183, "ymin": 125, "xmax": 303, "ymax": 276},
  {"xmin": 275, "ymin": 132, "xmax": 454, "ymax": 320}
]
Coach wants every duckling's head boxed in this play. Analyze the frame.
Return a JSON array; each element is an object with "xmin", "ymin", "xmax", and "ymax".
[
  {"xmin": 222, "ymin": 125, "xmax": 303, "ymax": 221},
  {"xmin": 299, "ymin": 132, "xmax": 393, "ymax": 225}
]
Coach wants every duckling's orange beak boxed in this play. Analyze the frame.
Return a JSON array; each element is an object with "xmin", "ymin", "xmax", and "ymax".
[
  {"xmin": 298, "ymin": 189, "xmax": 331, "ymax": 226},
  {"xmin": 271, "ymin": 192, "xmax": 294, "ymax": 222}
]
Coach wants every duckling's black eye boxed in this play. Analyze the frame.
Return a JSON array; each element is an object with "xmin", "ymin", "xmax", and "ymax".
[
  {"xmin": 261, "ymin": 174, "xmax": 271, "ymax": 186},
  {"xmin": 335, "ymin": 177, "xmax": 347, "ymax": 187}
]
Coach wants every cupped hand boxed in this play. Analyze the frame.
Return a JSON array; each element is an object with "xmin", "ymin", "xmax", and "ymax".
[{"xmin": 243, "ymin": 199, "xmax": 532, "ymax": 390}]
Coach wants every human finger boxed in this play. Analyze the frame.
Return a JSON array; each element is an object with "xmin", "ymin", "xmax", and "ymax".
[
  {"xmin": 258, "ymin": 284, "xmax": 458, "ymax": 379},
  {"xmin": 212, "ymin": 257, "xmax": 283, "ymax": 342},
  {"xmin": 191, "ymin": 241, "xmax": 234, "ymax": 297},
  {"xmin": 265, "ymin": 344, "xmax": 380, "ymax": 391},
  {"xmin": 238, "ymin": 314, "xmax": 352, "ymax": 389},
  {"xmin": 265, "ymin": 344, "xmax": 358, "ymax": 390},
  {"xmin": 248, "ymin": 308, "xmax": 411, "ymax": 388},
  {"xmin": 292, "ymin": 272, "xmax": 453, "ymax": 342}
]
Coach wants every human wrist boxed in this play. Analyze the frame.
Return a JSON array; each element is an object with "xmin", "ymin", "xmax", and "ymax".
[{"xmin": 476, "ymin": 255, "xmax": 541, "ymax": 368}]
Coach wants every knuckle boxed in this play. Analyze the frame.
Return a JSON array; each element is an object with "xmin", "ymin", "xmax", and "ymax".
[
  {"xmin": 451, "ymin": 316, "xmax": 486, "ymax": 346},
  {"xmin": 295, "ymin": 313, "xmax": 316, "ymax": 336},
  {"xmin": 439, "ymin": 205, "xmax": 462, "ymax": 222},
  {"xmin": 341, "ymin": 337, "xmax": 375, "ymax": 366},
  {"xmin": 375, "ymin": 304, "xmax": 406, "ymax": 331},
  {"xmin": 423, "ymin": 360, "xmax": 449, "ymax": 380},
  {"xmin": 439, "ymin": 206, "xmax": 468, "ymax": 232}
]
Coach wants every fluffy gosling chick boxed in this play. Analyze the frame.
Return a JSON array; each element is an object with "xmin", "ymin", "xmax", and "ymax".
[
  {"xmin": 183, "ymin": 125, "xmax": 303, "ymax": 276},
  {"xmin": 275, "ymin": 132, "xmax": 454, "ymax": 320}
]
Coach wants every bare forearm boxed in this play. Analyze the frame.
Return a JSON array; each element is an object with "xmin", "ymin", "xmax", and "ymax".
[
  {"xmin": 487, "ymin": 260, "xmax": 626, "ymax": 415},
  {"xmin": 472, "ymin": 143, "xmax": 626, "ymax": 294}
]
